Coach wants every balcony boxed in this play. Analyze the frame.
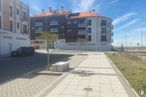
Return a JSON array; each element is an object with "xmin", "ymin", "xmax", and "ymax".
[
  {"xmin": 35, "ymin": 22, "xmax": 43, "ymax": 27},
  {"xmin": 111, "ymin": 32, "xmax": 113, "ymax": 36},
  {"xmin": 78, "ymin": 23, "xmax": 86, "ymax": 27},
  {"xmin": 50, "ymin": 28, "xmax": 59, "ymax": 33},
  {"xmin": 50, "ymin": 21, "xmax": 59, "ymax": 26},
  {"xmin": 22, "ymin": 17, "xmax": 29, "ymax": 22},
  {"xmin": 78, "ymin": 30, "xmax": 87, "ymax": 35},
  {"xmin": 35, "ymin": 29, "xmax": 43, "ymax": 33}
]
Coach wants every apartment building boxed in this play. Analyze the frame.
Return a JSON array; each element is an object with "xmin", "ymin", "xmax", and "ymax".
[
  {"xmin": 0, "ymin": 0, "xmax": 30, "ymax": 56},
  {"xmin": 30, "ymin": 9, "xmax": 113, "ymax": 51}
]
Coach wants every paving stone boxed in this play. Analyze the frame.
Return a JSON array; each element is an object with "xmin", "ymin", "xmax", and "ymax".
[{"xmin": 45, "ymin": 53, "xmax": 130, "ymax": 97}]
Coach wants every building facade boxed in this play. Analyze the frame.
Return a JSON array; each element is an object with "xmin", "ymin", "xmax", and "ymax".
[
  {"xmin": 0, "ymin": 0, "xmax": 30, "ymax": 56},
  {"xmin": 30, "ymin": 9, "xmax": 113, "ymax": 51}
]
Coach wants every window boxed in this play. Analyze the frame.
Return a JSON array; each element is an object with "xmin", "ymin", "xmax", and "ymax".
[
  {"xmin": 86, "ymin": 20, "xmax": 92, "ymax": 26},
  {"xmin": 35, "ymin": 27, "xmax": 43, "ymax": 33},
  {"xmin": 10, "ymin": 21, "xmax": 13, "ymax": 32},
  {"xmin": 78, "ymin": 20, "xmax": 86, "ymax": 26},
  {"xmin": 9, "ymin": 6, "xmax": 13, "ymax": 17},
  {"xmin": 23, "ymin": 11, "xmax": 27, "ymax": 21},
  {"xmin": 50, "ymin": 20, "xmax": 58, "ymax": 25},
  {"xmin": 101, "ymin": 28, "xmax": 107, "ymax": 34},
  {"xmin": 87, "ymin": 28, "xmax": 92, "ymax": 34},
  {"xmin": 73, "ymin": 21, "xmax": 78, "ymax": 24},
  {"xmin": 0, "ymin": 0, "xmax": 1, "ymax": 11},
  {"xmin": 101, "ymin": 20, "xmax": 107, "ymax": 26},
  {"xmin": 0, "ymin": 16, "xmax": 1, "ymax": 29},
  {"xmin": 67, "ymin": 21, "xmax": 72, "ymax": 24},
  {"xmin": 17, "ymin": 9, "xmax": 19, "ymax": 15},
  {"xmin": 101, "ymin": 35, "xmax": 106, "ymax": 42},
  {"xmin": 87, "ymin": 35, "xmax": 91, "ymax": 41},
  {"xmin": 17, "ymin": 22, "xmax": 19, "ymax": 29},
  {"xmin": 23, "ymin": 24, "xmax": 27, "ymax": 34},
  {"xmin": 50, "ymin": 28, "xmax": 59, "ymax": 33},
  {"xmin": 35, "ymin": 22, "xmax": 43, "ymax": 26}
]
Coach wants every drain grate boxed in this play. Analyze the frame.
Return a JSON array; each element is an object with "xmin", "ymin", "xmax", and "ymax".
[{"xmin": 84, "ymin": 87, "xmax": 93, "ymax": 91}]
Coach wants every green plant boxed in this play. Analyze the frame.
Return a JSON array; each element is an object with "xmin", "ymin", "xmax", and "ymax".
[{"xmin": 41, "ymin": 31, "xmax": 59, "ymax": 68}]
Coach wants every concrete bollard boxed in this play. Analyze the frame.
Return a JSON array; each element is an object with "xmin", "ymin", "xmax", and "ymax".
[{"xmin": 52, "ymin": 62, "xmax": 69, "ymax": 72}]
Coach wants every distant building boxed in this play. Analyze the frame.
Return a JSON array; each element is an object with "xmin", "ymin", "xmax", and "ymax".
[
  {"xmin": 30, "ymin": 8, "xmax": 113, "ymax": 51},
  {"xmin": 0, "ymin": 0, "xmax": 30, "ymax": 56}
]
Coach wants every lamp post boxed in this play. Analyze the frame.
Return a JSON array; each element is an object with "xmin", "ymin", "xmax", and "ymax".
[{"xmin": 140, "ymin": 24, "xmax": 143, "ymax": 52}]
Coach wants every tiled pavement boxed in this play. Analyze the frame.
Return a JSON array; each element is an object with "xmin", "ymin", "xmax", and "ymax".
[
  {"xmin": 0, "ymin": 55, "xmax": 86, "ymax": 97},
  {"xmin": 0, "ymin": 74, "xmax": 58, "ymax": 97},
  {"xmin": 46, "ymin": 53, "xmax": 131, "ymax": 97}
]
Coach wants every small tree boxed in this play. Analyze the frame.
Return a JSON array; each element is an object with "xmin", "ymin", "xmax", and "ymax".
[
  {"xmin": 41, "ymin": 31, "xmax": 58, "ymax": 69},
  {"xmin": 77, "ymin": 38, "xmax": 87, "ymax": 51}
]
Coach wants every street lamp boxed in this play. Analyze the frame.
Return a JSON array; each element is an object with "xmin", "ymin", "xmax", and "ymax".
[{"xmin": 140, "ymin": 24, "xmax": 143, "ymax": 52}]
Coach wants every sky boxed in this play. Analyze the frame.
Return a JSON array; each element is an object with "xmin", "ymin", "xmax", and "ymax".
[{"xmin": 21, "ymin": 0, "xmax": 146, "ymax": 47}]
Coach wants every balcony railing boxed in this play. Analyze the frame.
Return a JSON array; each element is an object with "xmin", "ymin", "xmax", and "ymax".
[
  {"xmin": 35, "ymin": 29, "xmax": 43, "ymax": 33},
  {"xmin": 78, "ymin": 23, "xmax": 86, "ymax": 27},
  {"xmin": 35, "ymin": 22, "xmax": 43, "ymax": 27},
  {"xmin": 50, "ymin": 21, "xmax": 59, "ymax": 26},
  {"xmin": 50, "ymin": 28, "xmax": 59, "ymax": 33},
  {"xmin": 78, "ymin": 30, "xmax": 87, "ymax": 35}
]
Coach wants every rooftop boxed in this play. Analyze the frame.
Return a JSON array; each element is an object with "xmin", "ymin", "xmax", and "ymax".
[
  {"xmin": 32, "ymin": 9, "xmax": 103, "ymax": 18},
  {"xmin": 32, "ymin": 9, "xmax": 71, "ymax": 17},
  {"xmin": 68, "ymin": 11, "xmax": 102, "ymax": 19}
]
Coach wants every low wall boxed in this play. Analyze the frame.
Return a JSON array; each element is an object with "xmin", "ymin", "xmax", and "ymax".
[{"xmin": 55, "ymin": 39, "xmax": 111, "ymax": 51}]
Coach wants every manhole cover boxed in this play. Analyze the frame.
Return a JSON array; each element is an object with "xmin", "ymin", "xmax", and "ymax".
[{"xmin": 84, "ymin": 87, "xmax": 92, "ymax": 91}]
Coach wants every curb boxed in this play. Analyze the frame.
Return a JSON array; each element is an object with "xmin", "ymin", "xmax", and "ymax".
[
  {"xmin": 37, "ymin": 54, "xmax": 88, "ymax": 97},
  {"xmin": 105, "ymin": 53, "xmax": 140, "ymax": 97}
]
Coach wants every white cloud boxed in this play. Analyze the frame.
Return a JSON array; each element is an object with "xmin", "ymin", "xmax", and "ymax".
[
  {"xmin": 112, "ymin": 12, "xmax": 136, "ymax": 25},
  {"xmin": 114, "ymin": 19, "xmax": 139, "ymax": 31},
  {"xmin": 71, "ymin": 0, "xmax": 99, "ymax": 12},
  {"xmin": 32, "ymin": 5, "xmax": 41, "ymax": 12},
  {"xmin": 111, "ymin": 0, "xmax": 119, "ymax": 4}
]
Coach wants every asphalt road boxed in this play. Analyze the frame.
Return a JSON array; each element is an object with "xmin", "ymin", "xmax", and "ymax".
[{"xmin": 0, "ymin": 53, "xmax": 73, "ymax": 83}]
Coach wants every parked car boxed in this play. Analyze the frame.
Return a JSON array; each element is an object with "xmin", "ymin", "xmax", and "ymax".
[
  {"xmin": 11, "ymin": 47, "xmax": 35, "ymax": 57},
  {"xmin": 32, "ymin": 44, "xmax": 40, "ymax": 49}
]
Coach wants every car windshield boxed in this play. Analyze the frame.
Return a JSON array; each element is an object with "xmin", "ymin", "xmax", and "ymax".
[{"xmin": 16, "ymin": 47, "xmax": 26, "ymax": 51}]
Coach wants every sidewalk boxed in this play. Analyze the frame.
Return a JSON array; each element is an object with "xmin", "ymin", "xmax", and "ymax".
[
  {"xmin": 0, "ymin": 55, "xmax": 86, "ymax": 97},
  {"xmin": 44, "ymin": 53, "xmax": 134, "ymax": 97}
]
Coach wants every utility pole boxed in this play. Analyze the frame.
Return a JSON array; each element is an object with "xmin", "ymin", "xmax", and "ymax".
[
  {"xmin": 141, "ymin": 24, "xmax": 143, "ymax": 52},
  {"xmin": 125, "ymin": 33, "xmax": 127, "ymax": 51}
]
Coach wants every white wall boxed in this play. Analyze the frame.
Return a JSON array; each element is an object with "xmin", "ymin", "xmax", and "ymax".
[
  {"xmin": 55, "ymin": 39, "xmax": 97, "ymax": 51},
  {"xmin": 0, "ymin": 34, "xmax": 2, "ymax": 55},
  {"xmin": 0, "ymin": 31, "xmax": 30, "ymax": 56}
]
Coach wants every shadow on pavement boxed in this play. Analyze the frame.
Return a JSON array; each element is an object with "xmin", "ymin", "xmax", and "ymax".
[{"xmin": 0, "ymin": 52, "xmax": 73, "ymax": 84}]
